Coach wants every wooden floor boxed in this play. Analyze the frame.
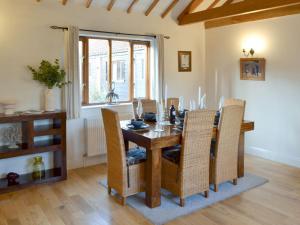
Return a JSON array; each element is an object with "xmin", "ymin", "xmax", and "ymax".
[{"xmin": 0, "ymin": 155, "xmax": 300, "ymax": 225}]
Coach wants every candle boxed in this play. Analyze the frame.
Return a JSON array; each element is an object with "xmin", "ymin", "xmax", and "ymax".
[
  {"xmin": 215, "ymin": 69, "xmax": 218, "ymax": 104},
  {"xmin": 198, "ymin": 86, "xmax": 202, "ymax": 108},
  {"xmin": 164, "ymin": 84, "xmax": 168, "ymax": 109}
]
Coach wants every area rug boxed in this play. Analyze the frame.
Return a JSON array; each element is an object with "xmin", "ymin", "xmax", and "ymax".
[{"xmin": 100, "ymin": 173, "xmax": 267, "ymax": 225}]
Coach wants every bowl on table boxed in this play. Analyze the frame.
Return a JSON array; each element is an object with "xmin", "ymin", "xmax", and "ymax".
[{"xmin": 130, "ymin": 119, "xmax": 144, "ymax": 129}]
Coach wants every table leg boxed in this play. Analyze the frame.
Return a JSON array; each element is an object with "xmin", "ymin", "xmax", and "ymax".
[
  {"xmin": 145, "ymin": 148, "xmax": 162, "ymax": 208},
  {"xmin": 238, "ymin": 133, "xmax": 245, "ymax": 178}
]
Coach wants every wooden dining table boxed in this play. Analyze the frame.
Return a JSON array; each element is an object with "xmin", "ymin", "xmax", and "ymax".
[{"xmin": 121, "ymin": 120, "xmax": 254, "ymax": 208}]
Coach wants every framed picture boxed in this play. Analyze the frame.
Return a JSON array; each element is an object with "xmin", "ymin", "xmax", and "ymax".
[
  {"xmin": 240, "ymin": 58, "xmax": 266, "ymax": 81},
  {"xmin": 178, "ymin": 51, "xmax": 192, "ymax": 72}
]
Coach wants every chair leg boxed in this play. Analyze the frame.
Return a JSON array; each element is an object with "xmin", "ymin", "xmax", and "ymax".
[
  {"xmin": 214, "ymin": 184, "xmax": 219, "ymax": 192},
  {"xmin": 121, "ymin": 197, "xmax": 126, "ymax": 206},
  {"xmin": 233, "ymin": 178, "xmax": 238, "ymax": 185},
  {"xmin": 108, "ymin": 186, "xmax": 112, "ymax": 195},
  {"xmin": 180, "ymin": 198, "xmax": 185, "ymax": 207},
  {"xmin": 204, "ymin": 190, "xmax": 209, "ymax": 198}
]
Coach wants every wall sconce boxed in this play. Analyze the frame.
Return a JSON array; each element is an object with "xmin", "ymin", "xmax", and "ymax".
[{"xmin": 243, "ymin": 48, "xmax": 255, "ymax": 57}]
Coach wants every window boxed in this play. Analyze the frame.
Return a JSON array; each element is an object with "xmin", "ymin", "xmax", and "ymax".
[{"xmin": 80, "ymin": 37, "xmax": 150, "ymax": 105}]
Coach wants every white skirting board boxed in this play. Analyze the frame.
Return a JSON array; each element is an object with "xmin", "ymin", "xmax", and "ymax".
[{"xmin": 246, "ymin": 146, "xmax": 300, "ymax": 168}]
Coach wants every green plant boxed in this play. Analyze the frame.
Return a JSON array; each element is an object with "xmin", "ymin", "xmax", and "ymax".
[{"xmin": 27, "ymin": 59, "xmax": 69, "ymax": 89}]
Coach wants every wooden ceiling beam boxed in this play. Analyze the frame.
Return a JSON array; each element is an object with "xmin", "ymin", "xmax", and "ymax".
[
  {"xmin": 207, "ymin": 0, "xmax": 221, "ymax": 9},
  {"xmin": 161, "ymin": 0, "xmax": 179, "ymax": 18},
  {"xmin": 85, "ymin": 0, "xmax": 93, "ymax": 8},
  {"xmin": 179, "ymin": 0, "xmax": 300, "ymax": 25},
  {"xmin": 127, "ymin": 0, "xmax": 139, "ymax": 14},
  {"xmin": 205, "ymin": 3, "xmax": 300, "ymax": 29},
  {"xmin": 177, "ymin": 0, "xmax": 204, "ymax": 21},
  {"xmin": 62, "ymin": 0, "xmax": 68, "ymax": 5},
  {"xmin": 107, "ymin": 0, "xmax": 116, "ymax": 11},
  {"xmin": 145, "ymin": 0, "xmax": 160, "ymax": 16}
]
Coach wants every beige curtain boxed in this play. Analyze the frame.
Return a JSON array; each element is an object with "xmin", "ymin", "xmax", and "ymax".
[
  {"xmin": 63, "ymin": 26, "xmax": 81, "ymax": 119},
  {"xmin": 154, "ymin": 34, "xmax": 165, "ymax": 102}
]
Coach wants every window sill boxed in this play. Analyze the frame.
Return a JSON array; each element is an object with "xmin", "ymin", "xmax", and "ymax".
[{"xmin": 81, "ymin": 102, "xmax": 133, "ymax": 110}]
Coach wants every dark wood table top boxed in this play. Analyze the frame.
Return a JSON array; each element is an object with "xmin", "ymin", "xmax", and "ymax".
[{"xmin": 121, "ymin": 120, "xmax": 254, "ymax": 150}]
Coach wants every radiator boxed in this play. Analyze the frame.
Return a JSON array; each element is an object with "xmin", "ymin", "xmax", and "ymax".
[
  {"xmin": 84, "ymin": 104, "xmax": 135, "ymax": 157},
  {"xmin": 84, "ymin": 118, "xmax": 107, "ymax": 157}
]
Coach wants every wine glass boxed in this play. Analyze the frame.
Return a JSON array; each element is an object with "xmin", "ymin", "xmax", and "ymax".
[{"xmin": 136, "ymin": 99, "xmax": 143, "ymax": 120}]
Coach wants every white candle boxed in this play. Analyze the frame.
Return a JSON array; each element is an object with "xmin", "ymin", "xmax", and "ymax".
[
  {"xmin": 215, "ymin": 69, "xmax": 218, "ymax": 104},
  {"xmin": 165, "ymin": 84, "xmax": 168, "ymax": 109},
  {"xmin": 198, "ymin": 86, "xmax": 202, "ymax": 107}
]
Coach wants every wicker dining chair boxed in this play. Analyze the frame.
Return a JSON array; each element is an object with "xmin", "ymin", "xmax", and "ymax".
[
  {"xmin": 161, "ymin": 110, "xmax": 215, "ymax": 207},
  {"xmin": 101, "ymin": 108, "xmax": 146, "ymax": 205},
  {"xmin": 210, "ymin": 105, "xmax": 244, "ymax": 192},
  {"xmin": 132, "ymin": 99, "xmax": 157, "ymax": 118},
  {"xmin": 167, "ymin": 98, "xmax": 179, "ymax": 111},
  {"xmin": 224, "ymin": 98, "xmax": 246, "ymax": 119}
]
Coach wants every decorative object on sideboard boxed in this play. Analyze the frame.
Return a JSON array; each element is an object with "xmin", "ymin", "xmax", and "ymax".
[
  {"xmin": 240, "ymin": 58, "xmax": 266, "ymax": 81},
  {"xmin": 178, "ymin": 51, "xmax": 192, "ymax": 72},
  {"xmin": 0, "ymin": 125, "xmax": 22, "ymax": 149},
  {"xmin": 0, "ymin": 101, "xmax": 17, "ymax": 115},
  {"xmin": 27, "ymin": 59, "xmax": 70, "ymax": 111},
  {"xmin": 106, "ymin": 82, "xmax": 119, "ymax": 104},
  {"xmin": 6, "ymin": 172, "xmax": 20, "ymax": 186},
  {"xmin": 32, "ymin": 156, "xmax": 46, "ymax": 180}
]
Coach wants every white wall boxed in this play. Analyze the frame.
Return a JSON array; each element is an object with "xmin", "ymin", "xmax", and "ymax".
[
  {"xmin": 206, "ymin": 15, "xmax": 300, "ymax": 168},
  {"xmin": 0, "ymin": 0, "xmax": 206, "ymax": 175}
]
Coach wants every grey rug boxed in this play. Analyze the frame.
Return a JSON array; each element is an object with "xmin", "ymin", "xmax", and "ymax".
[{"xmin": 100, "ymin": 173, "xmax": 267, "ymax": 225}]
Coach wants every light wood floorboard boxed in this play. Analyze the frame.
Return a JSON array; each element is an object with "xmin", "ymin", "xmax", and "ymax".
[{"xmin": 0, "ymin": 155, "xmax": 299, "ymax": 225}]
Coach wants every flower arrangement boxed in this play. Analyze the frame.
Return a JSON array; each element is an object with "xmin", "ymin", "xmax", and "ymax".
[{"xmin": 27, "ymin": 59, "xmax": 69, "ymax": 89}]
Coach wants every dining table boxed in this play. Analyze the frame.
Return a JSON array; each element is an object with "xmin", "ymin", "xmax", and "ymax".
[{"xmin": 121, "ymin": 120, "xmax": 254, "ymax": 208}]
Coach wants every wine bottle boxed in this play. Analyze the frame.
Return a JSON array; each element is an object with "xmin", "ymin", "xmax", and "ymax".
[{"xmin": 169, "ymin": 104, "xmax": 176, "ymax": 124}]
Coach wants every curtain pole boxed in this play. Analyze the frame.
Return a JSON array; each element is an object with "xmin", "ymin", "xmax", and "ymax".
[{"xmin": 50, "ymin": 26, "xmax": 170, "ymax": 39}]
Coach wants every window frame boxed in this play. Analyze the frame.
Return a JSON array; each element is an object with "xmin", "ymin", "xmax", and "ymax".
[{"xmin": 80, "ymin": 36, "xmax": 150, "ymax": 106}]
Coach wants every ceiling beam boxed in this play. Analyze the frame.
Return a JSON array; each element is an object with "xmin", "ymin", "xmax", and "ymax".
[
  {"xmin": 161, "ymin": 0, "xmax": 179, "ymax": 18},
  {"xmin": 205, "ymin": 3, "xmax": 300, "ymax": 29},
  {"xmin": 107, "ymin": 0, "xmax": 116, "ymax": 11},
  {"xmin": 145, "ymin": 0, "xmax": 160, "ymax": 16},
  {"xmin": 127, "ymin": 0, "xmax": 139, "ymax": 14},
  {"xmin": 177, "ymin": 0, "xmax": 204, "ymax": 21},
  {"xmin": 86, "ymin": 0, "xmax": 93, "ymax": 8},
  {"xmin": 207, "ymin": 0, "xmax": 221, "ymax": 9},
  {"xmin": 223, "ymin": 0, "xmax": 234, "ymax": 6},
  {"xmin": 62, "ymin": 0, "xmax": 68, "ymax": 5},
  {"xmin": 179, "ymin": 0, "xmax": 300, "ymax": 25}
]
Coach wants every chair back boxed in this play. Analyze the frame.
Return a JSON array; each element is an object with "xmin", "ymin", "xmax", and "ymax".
[
  {"xmin": 167, "ymin": 98, "xmax": 179, "ymax": 111},
  {"xmin": 214, "ymin": 105, "xmax": 244, "ymax": 183},
  {"xmin": 101, "ymin": 108, "xmax": 127, "ymax": 194},
  {"xmin": 179, "ymin": 110, "xmax": 215, "ymax": 196},
  {"xmin": 224, "ymin": 98, "xmax": 246, "ymax": 119},
  {"xmin": 132, "ymin": 99, "xmax": 157, "ymax": 118}
]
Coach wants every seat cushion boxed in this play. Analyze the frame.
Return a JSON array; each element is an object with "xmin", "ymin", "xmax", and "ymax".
[
  {"xmin": 162, "ymin": 148, "xmax": 181, "ymax": 164},
  {"xmin": 126, "ymin": 148, "xmax": 146, "ymax": 166},
  {"xmin": 210, "ymin": 139, "xmax": 216, "ymax": 157}
]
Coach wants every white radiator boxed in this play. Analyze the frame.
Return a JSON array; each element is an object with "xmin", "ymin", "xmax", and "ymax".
[
  {"xmin": 84, "ymin": 118, "xmax": 107, "ymax": 157},
  {"xmin": 84, "ymin": 104, "xmax": 135, "ymax": 157}
]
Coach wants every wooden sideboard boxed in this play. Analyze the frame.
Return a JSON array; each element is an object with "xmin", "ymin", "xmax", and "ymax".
[{"xmin": 0, "ymin": 111, "xmax": 67, "ymax": 194}]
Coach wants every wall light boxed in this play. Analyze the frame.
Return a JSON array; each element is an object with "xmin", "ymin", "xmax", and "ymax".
[{"xmin": 241, "ymin": 34, "xmax": 266, "ymax": 57}]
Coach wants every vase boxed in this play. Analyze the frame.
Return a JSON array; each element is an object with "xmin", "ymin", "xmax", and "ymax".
[
  {"xmin": 45, "ymin": 88, "xmax": 55, "ymax": 111},
  {"xmin": 32, "ymin": 156, "xmax": 45, "ymax": 180}
]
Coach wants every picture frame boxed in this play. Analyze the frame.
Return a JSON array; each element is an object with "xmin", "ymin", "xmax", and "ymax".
[
  {"xmin": 240, "ymin": 58, "xmax": 266, "ymax": 81},
  {"xmin": 178, "ymin": 51, "xmax": 192, "ymax": 72}
]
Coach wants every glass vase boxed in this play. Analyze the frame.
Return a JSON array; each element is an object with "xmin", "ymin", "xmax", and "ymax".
[{"xmin": 32, "ymin": 156, "xmax": 45, "ymax": 180}]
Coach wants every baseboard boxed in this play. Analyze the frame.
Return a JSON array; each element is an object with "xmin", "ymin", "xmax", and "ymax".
[{"xmin": 246, "ymin": 146, "xmax": 300, "ymax": 168}]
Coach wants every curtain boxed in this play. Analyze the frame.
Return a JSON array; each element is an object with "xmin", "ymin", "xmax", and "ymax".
[
  {"xmin": 153, "ymin": 34, "xmax": 165, "ymax": 103},
  {"xmin": 63, "ymin": 26, "xmax": 81, "ymax": 119}
]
